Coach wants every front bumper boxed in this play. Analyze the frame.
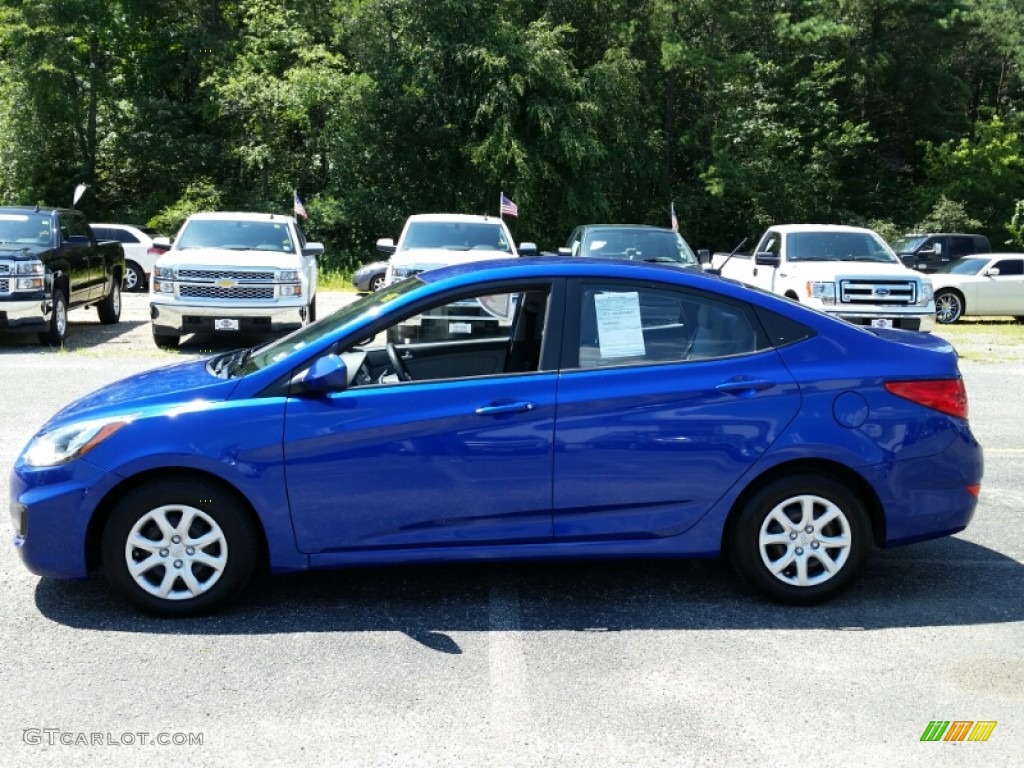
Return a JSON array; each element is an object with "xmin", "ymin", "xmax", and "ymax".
[
  {"xmin": 0, "ymin": 295, "xmax": 51, "ymax": 333},
  {"xmin": 150, "ymin": 300, "xmax": 308, "ymax": 336}
]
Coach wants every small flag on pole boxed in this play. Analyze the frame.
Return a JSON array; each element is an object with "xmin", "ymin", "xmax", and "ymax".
[
  {"xmin": 670, "ymin": 202, "xmax": 679, "ymax": 233},
  {"xmin": 293, "ymin": 190, "xmax": 308, "ymax": 219},
  {"xmin": 500, "ymin": 193, "xmax": 519, "ymax": 218}
]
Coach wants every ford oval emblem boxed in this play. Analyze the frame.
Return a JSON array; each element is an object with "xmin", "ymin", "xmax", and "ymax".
[{"xmin": 873, "ymin": 287, "xmax": 891, "ymax": 297}]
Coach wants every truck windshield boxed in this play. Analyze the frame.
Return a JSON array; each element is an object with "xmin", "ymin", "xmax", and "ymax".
[
  {"xmin": 0, "ymin": 213, "xmax": 53, "ymax": 245},
  {"xmin": 176, "ymin": 219, "xmax": 295, "ymax": 252},
  {"xmin": 890, "ymin": 235, "xmax": 927, "ymax": 253},
  {"xmin": 583, "ymin": 228, "xmax": 699, "ymax": 265},
  {"xmin": 401, "ymin": 221, "xmax": 512, "ymax": 252},
  {"xmin": 787, "ymin": 232, "xmax": 898, "ymax": 263}
]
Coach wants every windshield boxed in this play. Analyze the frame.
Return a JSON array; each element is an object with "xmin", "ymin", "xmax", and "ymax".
[
  {"xmin": 0, "ymin": 213, "xmax": 53, "ymax": 245},
  {"xmin": 176, "ymin": 219, "xmax": 295, "ymax": 252},
  {"xmin": 890, "ymin": 235, "xmax": 927, "ymax": 253},
  {"xmin": 583, "ymin": 228, "xmax": 699, "ymax": 265},
  {"xmin": 933, "ymin": 257, "xmax": 987, "ymax": 275},
  {"xmin": 233, "ymin": 277, "xmax": 424, "ymax": 375},
  {"xmin": 786, "ymin": 231, "xmax": 898, "ymax": 263},
  {"xmin": 400, "ymin": 221, "xmax": 512, "ymax": 253}
]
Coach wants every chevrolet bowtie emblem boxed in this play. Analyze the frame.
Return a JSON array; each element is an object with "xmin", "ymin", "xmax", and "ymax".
[{"xmin": 215, "ymin": 278, "xmax": 237, "ymax": 289}]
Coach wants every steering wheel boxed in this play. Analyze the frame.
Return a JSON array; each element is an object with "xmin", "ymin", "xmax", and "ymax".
[{"xmin": 386, "ymin": 342, "xmax": 413, "ymax": 382}]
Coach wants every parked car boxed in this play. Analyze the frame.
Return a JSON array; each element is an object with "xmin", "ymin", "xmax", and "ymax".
[
  {"xmin": 90, "ymin": 223, "xmax": 169, "ymax": 292},
  {"xmin": 556, "ymin": 224, "xmax": 701, "ymax": 268},
  {"xmin": 10, "ymin": 258, "xmax": 982, "ymax": 616},
  {"xmin": 352, "ymin": 260, "xmax": 388, "ymax": 292},
  {"xmin": 930, "ymin": 253, "xmax": 1024, "ymax": 323},
  {"xmin": 0, "ymin": 206, "xmax": 124, "ymax": 345},
  {"xmin": 891, "ymin": 233, "xmax": 991, "ymax": 273}
]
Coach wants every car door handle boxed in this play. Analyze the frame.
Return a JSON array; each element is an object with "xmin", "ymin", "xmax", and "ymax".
[
  {"xmin": 475, "ymin": 401, "xmax": 537, "ymax": 416},
  {"xmin": 715, "ymin": 378, "xmax": 776, "ymax": 396}
]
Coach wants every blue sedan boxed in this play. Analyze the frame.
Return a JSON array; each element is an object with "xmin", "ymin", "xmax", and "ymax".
[{"xmin": 10, "ymin": 258, "xmax": 983, "ymax": 616}]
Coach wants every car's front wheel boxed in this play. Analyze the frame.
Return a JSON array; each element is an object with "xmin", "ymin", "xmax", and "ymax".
[
  {"xmin": 935, "ymin": 290, "xmax": 964, "ymax": 324},
  {"xmin": 37, "ymin": 288, "xmax": 68, "ymax": 346},
  {"xmin": 101, "ymin": 478, "xmax": 259, "ymax": 616},
  {"xmin": 730, "ymin": 474, "xmax": 871, "ymax": 605}
]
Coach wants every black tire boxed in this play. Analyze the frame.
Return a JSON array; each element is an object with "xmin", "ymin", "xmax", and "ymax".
[
  {"xmin": 37, "ymin": 288, "xmax": 68, "ymax": 346},
  {"xmin": 307, "ymin": 294, "xmax": 317, "ymax": 324},
  {"xmin": 101, "ymin": 478, "xmax": 259, "ymax": 617},
  {"xmin": 153, "ymin": 331, "xmax": 180, "ymax": 350},
  {"xmin": 730, "ymin": 474, "xmax": 871, "ymax": 605},
  {"xmin": 934, "ymin": 290, "xmax": 963, "ymax": 324},
  {"xmin": 97, "ymin": 279, "xmax": 121, "ymax": 325},
  {"xmin": 123, "ymin": 261, "xmax": 146, "ymax": 292}
]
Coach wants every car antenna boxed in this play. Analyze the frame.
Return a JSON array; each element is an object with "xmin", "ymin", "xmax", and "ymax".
[{"xmin": 706, "ymin": 237, "xmax": 748, "ymax": 275}]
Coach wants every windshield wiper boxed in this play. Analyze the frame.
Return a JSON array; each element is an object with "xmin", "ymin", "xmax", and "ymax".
[{"xmin": 209, "ymin": 347, "xmax": 250, "ymax": 377}]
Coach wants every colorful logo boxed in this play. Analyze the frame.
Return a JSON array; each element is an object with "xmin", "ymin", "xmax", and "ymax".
[{"xmin": 920, "ymin": 721, "xmax": 997, "ymax": 742}]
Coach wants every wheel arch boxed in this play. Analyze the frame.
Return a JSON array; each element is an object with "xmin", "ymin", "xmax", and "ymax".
[
  {"xmin": 85, "ymin": 467, "xmax": 270, "ymax": 574},
  {"xmin": 721, "ymin": 458, "xmax": 886, "ymax": 554}
]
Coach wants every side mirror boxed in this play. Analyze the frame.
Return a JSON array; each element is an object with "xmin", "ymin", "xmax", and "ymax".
[
  {"xmin": 376, "ymin": 237, "xmax": 396, "ymax": 255},
  {"xmin": 984, "ymin": 267, "xmax": 1001, "ymax": 277},
  {"xmin": 517, "ymin": 242, "xmax": 538, "ymax": 256},
  {"xmin": 754, "ymin": 251, "xmax": 780, "ymax": 267},
  {"xmin": 290, "ymin": 354, "xmax": 348, "ymax": 395},
  {"xmin": 557, "ymin": 246, "xmax": 572, "ymax": 256},
  {"xmin": 302, "ymin": 242, "xmax": 324, "ymax": 257},
  {"xmin": 697, "ymin": 248, "xmax": 711, "ymax": 265}
]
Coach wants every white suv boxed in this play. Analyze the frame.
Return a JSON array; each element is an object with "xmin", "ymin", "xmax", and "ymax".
[
  {"xmin": 150, "ymin": 211, "xmax": 322, "ymax": 349},
  {"xmin": 90, "ymin": 223, "xmax": 170, "ymax": 292},
  {"xmin": 376, "ymin": 213, "xmax": 536, "ymax": 341}
]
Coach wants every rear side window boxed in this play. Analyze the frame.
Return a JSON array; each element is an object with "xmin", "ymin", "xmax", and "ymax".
[
  {"xmin": 573, "ymin": 283, "xmax": 768, "ymax": 369},
  {"xmin": 992, "ymin": 259, "xmax": 1023, "ymax": 276}
]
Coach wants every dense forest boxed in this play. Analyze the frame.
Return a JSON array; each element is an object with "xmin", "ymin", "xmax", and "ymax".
[{"xmin": 2, "ymin": 0, "xmax": 1024, "ymax": 272}]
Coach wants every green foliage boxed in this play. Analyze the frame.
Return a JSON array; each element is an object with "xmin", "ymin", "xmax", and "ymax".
[
  {"xmin": 915, "ymin": 196, "xmax": 983, "ymax": 233},
  {"xmin": 148, "ymin": 179, "xmax": 224, "ymax": 236},
  {"xmin": 1007, "ymin": 200, "xmax": 1024, "ymax": 248}
]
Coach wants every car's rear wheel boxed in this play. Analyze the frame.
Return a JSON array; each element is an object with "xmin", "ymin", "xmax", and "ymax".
[
  {"xmin": 730, "ymin": 474, "xmax": 870, "ymax": 605},
  {"xmin": 97, "ymin": 279, "xmax": 121, "ymax": 324},
  {"xmin": 101, "ymin": 479, "xmax": 259, "ymax": 616},
  {"xmin": 123, "ymin": 261, "xmax": 146, "ymax": 292},
  {"xmin": 37, "ymin": 288, "xmax": 68, "ymax": 346},
  {"xmin": 935, "ymin": 290, "xmax": 963, "ymax": 324}
]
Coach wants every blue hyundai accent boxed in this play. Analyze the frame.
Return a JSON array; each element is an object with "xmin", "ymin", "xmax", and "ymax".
[{"xmin": 10, "ymin": 258, "xmax": 983, "ymax": 615}]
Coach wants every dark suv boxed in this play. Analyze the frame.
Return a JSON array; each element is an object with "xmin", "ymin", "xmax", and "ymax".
[{"xmin": 891, "ymin": 233, "xmax": 991, "ymax": 273}]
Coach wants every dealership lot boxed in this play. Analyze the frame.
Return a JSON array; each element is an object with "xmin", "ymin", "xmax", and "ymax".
[{"xmin": 0, "ymin": 293, "xmax": 1021, "ymax": 767}]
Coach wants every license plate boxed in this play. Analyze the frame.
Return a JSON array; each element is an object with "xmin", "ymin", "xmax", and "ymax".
[
  {"xmin": 214, "ymin": 319, "xmax": 240, "ymax": 331},
  {"xmin": 870, "ymin": 318, "xmax": 892, "ymax": 329},
  {"xmin": 449, "ymin": 322, "xmax": 472, "ymax": 334}
]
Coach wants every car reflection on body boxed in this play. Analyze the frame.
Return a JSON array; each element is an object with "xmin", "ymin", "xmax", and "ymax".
[
  {"xmin": 10, "ymin": 257, "xmax": 983, "ymax": 616},
  {"xmin": 929, "ymin": 254, "xmax": 1024, "ymax": 323}
]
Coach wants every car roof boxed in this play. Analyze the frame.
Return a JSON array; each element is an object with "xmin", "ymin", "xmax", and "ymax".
[
  {"xmin": 186, "ymin": 211, "xmax": 296, "ymax": 223},
  {"xmin": 768, "ymin": 224, "xmax": 879, "ymax": 235}
]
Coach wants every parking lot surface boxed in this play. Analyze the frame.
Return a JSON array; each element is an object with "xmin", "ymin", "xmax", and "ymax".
[{"xmin": 0, "ymin": 294, "xmax": 1021, "ymax": 767}]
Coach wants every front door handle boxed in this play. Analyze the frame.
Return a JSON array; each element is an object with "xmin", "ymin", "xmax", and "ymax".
[
  {"xmin": 475, "ymin": 401, "xmax": 537, "ymax": 416},
  {"xmin": 715, "ymin": 379, "xmax": 776, "ymax": 396}
]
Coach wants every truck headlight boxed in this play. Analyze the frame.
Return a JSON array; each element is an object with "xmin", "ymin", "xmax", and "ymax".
[
  {"xmin": 153, "ymin": 280, "xmax": 175, "ymax": 294},
  {"xmin": 154, "ymin": 266, "xmax": 175, "ymax": 280},
  {"xmin": 15, "ymin": 277, "xmax": 45, "ymax": 290},
  {"xmin": 14, "ymin": 260, "xmax": 44, "ymax": 275},
  {"xmin": 23, "ymin": 417, "xmax": 132, "ymax": 467},
  {"xmin": 918, "ymin": 281, "xmax": 934, "ymax": 306},
  {"xmin": 806, "ymin": 281, "xmax": 836, "ymax": 305}
]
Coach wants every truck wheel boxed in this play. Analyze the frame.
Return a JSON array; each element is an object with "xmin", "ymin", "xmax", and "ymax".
[
  {"xmin": 307, "ymin": 295, "xmax": 317, "ymax": 324},
  {"xmin": 38, "ymin": 288, "xmax": 68, "ymax": 347},
  {"xmin": 101, "ymin": 478, "xmax": 260, "ymax": 616},
  {"xmin": 729, "ymin": 474, "xmax": 871, "ymax": 605},
  {"xmin": 123, "ymin": 261, "xmax": 146, "ymax": 292},
  {"xmin": 153, "ymin": 331, "xmax": 180, "ymax": 350},
  {"xmin": 934, "ymin": 290, "xmax": 963, "ymax": 324},
  {"xmin": 97, "ymin": 279, "xmax": 121, "ymax": 324}
]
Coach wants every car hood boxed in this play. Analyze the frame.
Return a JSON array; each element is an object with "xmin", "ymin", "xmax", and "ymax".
[
  {"xmin": 927, "ymin": 273, "xmax": 979, "ymax": 289},
  {"xmin": 0, "ymin": 243, "xmax": 47, "ymax": 259},
  {"xmin": 391, "ymin": 247, "xmax": 515, "ymax": 267},
  {"xmin": 785, "ymin": 260, "xmax": 919, "ymax": 278},
  {"xmin": 44, "ymin": 358, "xmax": 239, "ymax": 428}
]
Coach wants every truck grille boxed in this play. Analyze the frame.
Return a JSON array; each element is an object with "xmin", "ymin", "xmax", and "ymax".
[
  {"xmin": 839, "ymin": 279, "xmax": 917, "ymax": 305},
  {"xmin": 0, "ymin": 264, "xmax": 10, "ymax": 275},
  {"xmin": 177, "ymin": 269, "xmax": 275, "ymax": 281},
  {"xmin": 179, "ymin": 285, "xmax": 275, "ymax": 300},
  {"xmin": 0, "ymin": 279, "xmax": 8, "ymax": 293}
]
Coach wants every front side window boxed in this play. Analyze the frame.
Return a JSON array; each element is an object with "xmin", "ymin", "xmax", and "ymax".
[{"xmin": 574, "ymin": 284, "xmax": 761, "ymax": 369}]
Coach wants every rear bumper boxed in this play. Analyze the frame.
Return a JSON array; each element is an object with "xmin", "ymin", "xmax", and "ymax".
[{"xmin": 150, "ymin": 300, "xmax": 308, "ymax": 336}]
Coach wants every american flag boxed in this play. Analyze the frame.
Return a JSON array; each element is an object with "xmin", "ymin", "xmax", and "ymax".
[
  {"xmin": 670, "ymin": 202, "xmax": 679, "ymax": 233},
  {"xmin": 293, "ymin": 190, "xmax": 308, "ymax": 219},
  {"xmin": 500, "ymin": 193, "xmax": 518, "ymax": 218}
]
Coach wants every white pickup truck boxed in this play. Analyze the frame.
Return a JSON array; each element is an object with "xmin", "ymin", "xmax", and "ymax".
[
  {"xmin": 376, "ymin": 213, "xmax": 536, "ymax": 341},
  {"xmin": 709, "ymin": 224, "xmax": 935, "ymax": 331},
  {"xmin": 149, "ymin": 211, "xmax": 323, "ymax": 349}
]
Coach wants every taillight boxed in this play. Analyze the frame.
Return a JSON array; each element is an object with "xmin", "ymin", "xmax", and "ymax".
[{"xmin": 884, "ymin": 379, "xmax": 968, "ymax": 419}]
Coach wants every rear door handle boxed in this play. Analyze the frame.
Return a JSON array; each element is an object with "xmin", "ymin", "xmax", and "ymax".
[{"xmin": 475, "ymin": 401, "xmax": 537, "ymax": 416}]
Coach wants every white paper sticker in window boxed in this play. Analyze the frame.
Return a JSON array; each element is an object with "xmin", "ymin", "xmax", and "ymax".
[{"xmin": 594, "ymin": 292, "xmax": 645, "ymax": 358}]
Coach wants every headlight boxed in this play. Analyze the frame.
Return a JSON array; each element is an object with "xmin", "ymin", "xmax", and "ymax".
[
  {"xmin": 154, "ymin": 266, "xmax": 175, "ymax": 279},
  {"xmin": 16, "ymin": 277, "xmax": 45, "ymax": 290},
  {"xmin": 23, "ymin": 417, "xmax": 132, "ymax": 467},
  {"xmin": 806, "ymin": 281, "xmax": 836, "ymax": 305},
  {"xmin": 14, "ymin": 260, "xmax": 44, "ymax": 275},
  {"xmin": 279, "ymin": 270, "xmax": 300, "ymax": 282},
  {"xmin": 918, "ymin": 280, "xmax": 934, "ymax": 306}
]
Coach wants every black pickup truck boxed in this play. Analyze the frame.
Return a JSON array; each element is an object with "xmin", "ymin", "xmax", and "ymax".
[{"xmin": 0, "ymin": 206, "xmax": 125, "ymax": 345}]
